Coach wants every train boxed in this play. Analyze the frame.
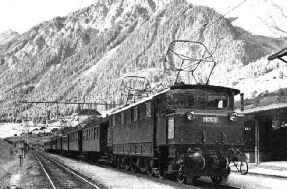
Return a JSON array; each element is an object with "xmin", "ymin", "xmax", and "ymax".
[{"xmin": 44, "ymin": 82, "xmax": 247, "ymax": 184}]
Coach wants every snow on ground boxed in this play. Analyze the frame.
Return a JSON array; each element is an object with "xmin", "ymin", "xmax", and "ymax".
[
  {"xmin": 0, "ymin": 123, "xmax": 22, "ymax": 138},
  {"xmin": 48, "ymin": 153, "xmax": 180, "ymax": 189}
]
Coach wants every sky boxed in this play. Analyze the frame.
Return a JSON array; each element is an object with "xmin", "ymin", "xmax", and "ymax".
[
  {"xmin": 0, "ymin": 0, "xmax": 287, "ymax": 36},
  {"xmin": 0, "ymin": 0, "xmax": 97, "ymax": 34}
]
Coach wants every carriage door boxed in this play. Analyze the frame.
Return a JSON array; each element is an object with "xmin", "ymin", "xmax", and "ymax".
[{"xmin": 155, "ymin": 95, "xmax": 167, "ymax": 145}]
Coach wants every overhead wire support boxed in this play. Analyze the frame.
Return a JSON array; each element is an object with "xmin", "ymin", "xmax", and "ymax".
[{"xmin": 19, "ymin": 101, "xmax": 120, "ymax": 106}]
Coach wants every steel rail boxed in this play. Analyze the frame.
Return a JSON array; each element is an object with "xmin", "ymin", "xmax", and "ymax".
[
  {"xmin": 35, "ymin": 154, "xmax": 56, "ymax": 189},
  {"xmin": 35, "ymin": 152, "xmax": 100, "ymax": 189}
]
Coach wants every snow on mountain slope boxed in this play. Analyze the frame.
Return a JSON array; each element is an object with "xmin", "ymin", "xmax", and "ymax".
[{"xmin": 0, "ymin": 29, "xmax": 18, "ymax": 45}]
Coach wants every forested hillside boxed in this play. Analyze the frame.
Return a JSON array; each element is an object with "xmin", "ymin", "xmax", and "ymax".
[{"xmin": 0, "ymin": 0, "xmax": 286, "ymax": 121}]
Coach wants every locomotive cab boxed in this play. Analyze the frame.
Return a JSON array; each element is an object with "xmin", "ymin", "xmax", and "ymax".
[
  {"xmin": 165, "ymin": 83, "xmax": 243, "ymax": 146},
  {"xmin": 159, "ymin": 83, "xmax": 245, "ymax": 183}
]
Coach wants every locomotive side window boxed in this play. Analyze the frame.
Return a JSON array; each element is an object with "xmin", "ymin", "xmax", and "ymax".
[
  {"xmin": 121, "ymin": 112, "xmax": 124, "ymax": 124},
  {"xmin": 146, "ymin": 101, "xmax": 151, "ymax": 117},
  {"xmin": 139, "ymin": 103, "xmax": 146, "ymax": 120},
  {"xmin": 116, "ymin": 114, "xmax": 121, "ymax": 125},
  {"xmin": 112, "ymin": 116, "xmax": 116, "ymax": 127},
  {"xmin": 134, "ymin": 106, "xmax": 139, "ymax": 121},
  {"xmin": 131, "ymin": 108, "xmax": 134, "ymax": 122},
  {"xmin": 127, "ymin": 109, "xmax": 132, "ymax": 123},
  {"xmin": 133, "ymin": 107, "xmax": 138, "ymax": 121}
]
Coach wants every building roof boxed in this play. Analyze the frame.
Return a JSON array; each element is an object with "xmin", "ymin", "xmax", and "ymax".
[
  {"xmin": 268, "ymin": 47, "xmax": 287, "ymax": 62},
  {"xmin": 242, "ymin": 102, "xmax": 287, "ymax": 114},
  {"xmin": 78, "ymin": 109, "xmax": 101, "ymax": 116}
]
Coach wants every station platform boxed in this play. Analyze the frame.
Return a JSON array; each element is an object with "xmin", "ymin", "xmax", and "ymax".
[{"xmin": 230, "ymin": 161, "xmax": 287, "ymax": 178}]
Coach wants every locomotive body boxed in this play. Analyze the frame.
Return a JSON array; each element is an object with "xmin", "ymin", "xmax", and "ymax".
[
  {"xmin": 107, "ymin": 83, "xmax": 245, "ymax": 183},
  {"xmin": 161, "ymin": 84, "xmax": 244, "ymax": 183}
]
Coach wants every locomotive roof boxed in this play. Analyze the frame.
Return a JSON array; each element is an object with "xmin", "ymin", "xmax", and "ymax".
[
  {"xmin": 110, "ymin": 88, "xmax": 170, "ymax": 115},
  {"xmin": 170, "ymin": 83, "xmax": 240, "ymax": 95},
  {"xmin": 110, "ymin": 83, "xmax": 240, "ymax": 115}
]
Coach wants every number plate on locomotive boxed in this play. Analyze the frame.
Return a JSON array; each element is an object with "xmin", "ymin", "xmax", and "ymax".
[{"xmin": 203, "ymin": 117, "xmax": 218, "ymax": 123}]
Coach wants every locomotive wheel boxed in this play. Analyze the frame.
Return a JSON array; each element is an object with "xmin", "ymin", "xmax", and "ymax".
[
  {"xmin": 211, "ymin": 175, "xmax": 223, "ymax": 184},
  {"xmin": 139, "ymin": 159, "xmax": 146, "ymax": 173},
  {"xmin": 124, "ymin": 161, "xmax": 131, "ymax": 171},
  {"xmin": 140, "ymin": 166, "xmax": 146, "ymax": 173},
  {"xmin": 240, "ymin": 161, "xmax": 248, "ymax": 175},
  {"xmin": 131, "ymin": 161, "xmax": 137, "ymax": 173},
  {"xmin": 116, "ymin": 157, "xmax": 121, "ymax": 169},
  {"xmin": 112, "ymin": 156, "xmax": 118, "ymax": 167},
  {"xmin": 176, "ymin": 174, "xmax": 186, "ymax": 184},
  {"xmin": 158, "ymin": 167, "xmax": 168, "ymax": 179},
  {"xmin": 146, "ymin": 160, "xmax": 153, "ymax": 176}
]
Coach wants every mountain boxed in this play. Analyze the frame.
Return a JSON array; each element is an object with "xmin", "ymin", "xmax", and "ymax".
[
  {"xmin": 190, "ymin": 0, "xmax": 287, "ymax": 38},
  {"xmin": 0, "ymin": 0, "xmax": 286, "ymax": 121},
  {"xmin": 0, "ymin": 29, "xmax": 19, "ymax": 45},
  {"xmin": 226, "ymin": 0, "xmax": 287, "ymax": 38}
]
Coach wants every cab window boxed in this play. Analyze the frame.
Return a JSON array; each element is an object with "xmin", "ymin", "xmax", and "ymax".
[{"xmin": 207, "ymin": 94, "xmax": 228, "ymax": 109}]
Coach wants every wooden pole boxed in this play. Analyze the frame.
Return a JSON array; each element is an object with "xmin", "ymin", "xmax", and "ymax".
[{"xmin": 255, "ymin": 119, "xmax": 260, "ymax": 164}]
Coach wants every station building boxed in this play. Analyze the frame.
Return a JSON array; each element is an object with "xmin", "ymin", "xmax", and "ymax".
[{"xmin": 243, "ymin": 46, "xmax": 287, "ymax": 163}]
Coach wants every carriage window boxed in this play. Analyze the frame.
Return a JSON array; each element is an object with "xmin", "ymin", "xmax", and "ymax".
[
  {"xmin": 207, "ymin": 94, "xmax": 228, "ymax": 109},
  {"xmin": 94, "ymin": 128, "xmax": 97, "ymax": 139},
  {"xmin": 91, "ymin": 129, "xmax": 93, "ymax": 140},
  {"xmin": 146, "ymin": 102, "xmax": 151, "ymax": 117},
  {"xmin": 96, "ymin": 127, "xmax": 99, "ymax": 139}
]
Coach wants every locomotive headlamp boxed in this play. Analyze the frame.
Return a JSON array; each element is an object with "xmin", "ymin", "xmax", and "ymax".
[
  {"xmin": 229, "ymin": 112, "xmax": 238, "ymax": 121},
  {"xmin": 186, "ymin": 111, "xmax": 196, "ymax": 120}
]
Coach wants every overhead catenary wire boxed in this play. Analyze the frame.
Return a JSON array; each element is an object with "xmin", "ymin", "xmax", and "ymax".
[
  {"xmin": 114, "ymin": 0, "xmax": 248, "ymax": 87},
  {"xmin": 173, "ymin": 0, "xmax": 247, "ymax": 51},
  {"xmin": 123, "ymin": 4, "xmax": 192, "ymax": 71},
  {"xmin": 211, "ymin": 15, "xmax": 272, "ymax": 56}
]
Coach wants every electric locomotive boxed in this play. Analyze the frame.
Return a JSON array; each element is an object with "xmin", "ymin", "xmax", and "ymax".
[{"xmin": 107, "ymin": 82, "xmax": 246, "ymax": 184}]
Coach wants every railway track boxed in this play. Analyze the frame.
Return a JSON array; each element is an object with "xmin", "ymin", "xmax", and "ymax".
[{"xmin": 34, "ymin": 152, "xmax": 101, "ymax": 189}]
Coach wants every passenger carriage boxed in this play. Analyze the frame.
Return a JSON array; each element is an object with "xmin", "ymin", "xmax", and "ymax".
[
  {"xmin": 67, "ymin": 127, "xmax": 82, "ymax": 157},
  {"xmin": 81, "ymin": 117, "xmax": 109, "ymax": 161}
]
